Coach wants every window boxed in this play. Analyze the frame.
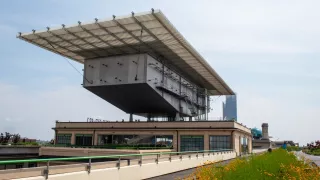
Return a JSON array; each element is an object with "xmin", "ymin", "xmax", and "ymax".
[
  {"xmin": 75, "ymin": 135, "xmax": 92, "ymax": 146},
  {"xmin": 180, "ymin": 135, "xmax": 204, "ymax": 151},
  {"xmin": 155, "ymin": 135, "xmax": 173, "ymax": 148},
  {"xmin": 16, "ymin": 164, "xmax": 23, "ymax": 169},
  {"xmin": 98, "ymin": 135, "xmax": 112, "ymax": 145},
  {"xmin": 241, "ymin": 137, "xmax": 249, "ymax": 153},
  {"xmin": 28, "ymin": 163, "xmax": 37, "ymax": 168},
  {"xmin": 56, "ymin": 134, "xmax": 71, "ymax": 145},
  {"xmin": 97, "ymin": 134, "xmax": 173, "ymax": 148},
  {"xmin": 209, "ymin": 136, "xmax": 231, "ymax": 150}
]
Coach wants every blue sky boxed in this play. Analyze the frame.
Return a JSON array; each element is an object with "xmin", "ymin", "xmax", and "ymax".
[{"xmin": 0, "ymin": 0, "xmax": 319, "ymax": 145}]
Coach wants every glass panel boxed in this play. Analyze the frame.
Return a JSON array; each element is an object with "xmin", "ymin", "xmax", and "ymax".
[
  {"xmin": 209, "ymin": 135, "xmax": 231, "ymax": 150},
  {"xmin": 56, "ymin": 134, "xmax": 71, "ymax": 145},
  {"xmin": 180, "ymin": 135, "xmax": 204, "ymax": 151},
  {"xmin": 96, "ymin": 134, "xmax": 173, "ymax": 148},
  {"xmin": 75, "ymin": 135, "xmax": 92, "ymax": 146}
]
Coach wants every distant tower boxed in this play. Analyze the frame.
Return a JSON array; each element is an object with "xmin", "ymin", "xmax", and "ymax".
[
  {"xmin": 261, "ymin": 123, "xmax": 269, "ymax": 140},
  {"xmin": 222, "ymin": 95, "xmax": 237, "ymax": 121}
]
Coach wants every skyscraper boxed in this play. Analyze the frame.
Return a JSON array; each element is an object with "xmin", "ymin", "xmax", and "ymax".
[{"xmin": 223, "ymin": 95, "xmax": 237, "ymax": 121}]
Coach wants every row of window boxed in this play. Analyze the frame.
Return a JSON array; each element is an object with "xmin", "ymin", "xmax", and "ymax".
[
  {"xmin": 97, "ymin": 135, "xmax": 173, "ymax": 147},
  {"xmin": 56, "ymin": 134, "xmax": 237, "ymax": 151},
  {"xmin": 180, "ymin": 135, "xmax": 232, "ymax": 151}
]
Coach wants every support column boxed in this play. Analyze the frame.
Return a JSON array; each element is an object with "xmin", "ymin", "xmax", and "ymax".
[
  {"xmin": 175, "ymin": 112, "xmax": 180, "ymax": 121},
  {"xmin": 204, "ymin": 132, "xmax": 209, "ymax": 150},
  {"xmin": 189, "ymin": 116, "xmax": 192, "ymax": 121},
  {"xmin": 54, "ymin": 129, "xmax": 57, "ymax": 145},
  {"xmin": 204, "ymin": 89, "xmax": 208, "ymax": 120},
  {"xmin": 248, "ymin": 136, "xmax": 252, "ymax": 153},
  {"xmin": 129, "ymin": 114, "xmax": 133, "ymax": 122},
  {"xmin": 93, "ymin": 130, "xmax": 97, "ymax": 146},
  {"xmin": 71, "ymin": 132, "xmax": 75, "ymax": 145}
]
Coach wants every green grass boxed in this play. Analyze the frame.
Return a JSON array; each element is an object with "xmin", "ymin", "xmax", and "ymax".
[{"xmin": 190, "ymin": 149, "xmax": 320, "ymax": 179}]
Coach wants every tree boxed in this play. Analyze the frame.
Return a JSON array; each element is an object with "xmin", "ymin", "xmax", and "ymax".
[
  {"xmin": 13, "ymin": 134, "xmax": 20, "ymax": 144},
  {"xmin": 4, "ymin": 132, "xmax": 11, "ymax": 144},
  {"xmin": 50, "ymin": 139, "xmax": 55, "ymax": 145},
  {"xmin": 0, "ymin": 133, "xmax": 4, "ymax": 143}
]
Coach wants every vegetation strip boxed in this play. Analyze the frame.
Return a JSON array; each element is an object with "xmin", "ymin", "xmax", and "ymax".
[{"xmin": 184, "ymin": 149, "xmax": 320, "ymax": 179}]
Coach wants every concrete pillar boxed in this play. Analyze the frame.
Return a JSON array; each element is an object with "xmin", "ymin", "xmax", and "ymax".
[
  {"xmin": 71, "ymin": 132, "xmax": 75, "ymax": 145},
  {"xmin": 175, "ymin": 112, "xmax": 180, "ymax": 121},
  {"xmin": 54, "ymin": 129, "xmax": 57, "ymax": 145},
  {"xmin": 204, "ymin": 89, "xmax": 208, "ymax": 120},
  {"xmin": 173, "ymin": 133, "xmax": 178, "ymax": 151},
  {"xmin": 189, "ymin": 117, "xmax": 192, "ymax": 121},
  {"xmin": 262, "ymin": 123, "xmax": 269, "ymax": 140},
  {"xmin": 129, "ymin": 114, "xmax": 133, "ymax": 122},
  {"xmin": 93, "ymin": 130, "xmax": 97, "ymax": 146},
  {"xmin": 248, "ymin": 136, "xmax": 252, "ymax": 153},
  {"xmin": 204, "ymin": 133, "xmax": 209, "ymax": 150}
]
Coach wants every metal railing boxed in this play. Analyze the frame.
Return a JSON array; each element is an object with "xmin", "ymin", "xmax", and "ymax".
[{"xmin": 0, "ymin": 149, "xmax": 234, "ymax": 179}]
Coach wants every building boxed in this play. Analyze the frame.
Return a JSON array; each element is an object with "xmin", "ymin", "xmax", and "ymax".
[
  {"xmin": 18, "ymin": 9, "xmax": 252, "ymax": 155},
  {"xmin": 252, "ymin": 123, "xmax": 271, "ymax": 149},
  {"xmin": 223, "ymin": 95, "xmax": 237, "ymax": 121},
  {"xmin": 54, "ymin": 120, "xmax": 252, "ymax": 155}
]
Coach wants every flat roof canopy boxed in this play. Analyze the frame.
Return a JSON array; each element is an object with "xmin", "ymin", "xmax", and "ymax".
[{"xmin": 18, "ymin": 9, "xmax": 234, "ymax": 95}]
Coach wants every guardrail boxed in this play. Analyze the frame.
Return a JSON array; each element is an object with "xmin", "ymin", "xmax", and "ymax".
[{"xmin": 0, "ymin": 149, "xmax": 234, "ymax": 179}]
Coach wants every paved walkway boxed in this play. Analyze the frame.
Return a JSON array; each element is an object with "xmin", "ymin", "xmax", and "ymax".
[
  {"xmin": 148, "ymin": 159, "xmax": 233, "ymax": 180},
  {"xmin": 295, "ymin": 151, "xmax": 320, "ymax": 166},
  {"xmin": 148, "ymin": 150, "xmax": 268, "ymax": 180}
]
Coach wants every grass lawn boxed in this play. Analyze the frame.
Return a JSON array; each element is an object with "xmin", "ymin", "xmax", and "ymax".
[{"xmin": 184, "ymin": 149, "xmax": 320, "ymax": 180}]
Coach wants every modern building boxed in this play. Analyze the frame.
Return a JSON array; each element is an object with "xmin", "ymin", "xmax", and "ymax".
[
  {"xmin": 18, "ymin": 9, "xmax": 252, "ymax": 155},
  {"xmin": 54, "ymin": 120, "xmax": 252, "ymax": 155},
  {"xmin": 223, "ymin": 95, "xmax": 237, "ymax": 121}
]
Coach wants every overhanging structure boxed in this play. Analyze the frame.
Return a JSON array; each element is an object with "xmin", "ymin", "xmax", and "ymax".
[{"xmin": 18, "ymin": 9, "xmax": 234, "ymax": 121}]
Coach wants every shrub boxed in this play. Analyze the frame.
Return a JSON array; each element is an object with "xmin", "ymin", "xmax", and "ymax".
[
  {"xmin": 185, "ymin": 149, "xmax": 320, "ymax": 179},
  {"xmin": 287, "ymin": 146, "xmax": 301, "ymax": 152}
]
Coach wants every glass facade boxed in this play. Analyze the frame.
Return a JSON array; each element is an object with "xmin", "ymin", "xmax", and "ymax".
[
  {"xmin": 241, "ymin": 137, "xmax": 249, "ymax": 153},
  {"xmin": 180, "ymin": 135, "xmax": 204, "ymax": 151},
  {"xmin": 56, "ymin": 134, "xmax": 71, "ymax": 145},
  {"xmin": 209, "ymin": 135, "xmax": 231, "ymax": 150},
  {"xmin": 97, "ymin": 134, "xmax": 173, "ymax": 148},
  {"xmin": 75, "ymin": 134, "xmax": 92, "ymax": 146}
]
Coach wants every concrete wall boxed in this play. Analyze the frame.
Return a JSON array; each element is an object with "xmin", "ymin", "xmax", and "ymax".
[
  {"xmin": 55, "ymin": 121, "xmax": 251, "ymax": 134},
  {"xmin": 0, "ymin": 146, "xmax": 39, "ymax": 156},
  {"xmin": 3, "ymin": 151, "xmax": 236, "ymax": 180}
]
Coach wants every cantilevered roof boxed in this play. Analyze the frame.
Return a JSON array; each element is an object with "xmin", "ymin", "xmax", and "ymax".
[{"xmin": 18, "ymin": 9, "xmax": 234, "ymax": 95}]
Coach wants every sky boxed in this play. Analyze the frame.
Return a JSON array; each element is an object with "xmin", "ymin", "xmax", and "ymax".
[{"xmin": 0, "ymin": 0, "xmax": 319, "ymax": 145}]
